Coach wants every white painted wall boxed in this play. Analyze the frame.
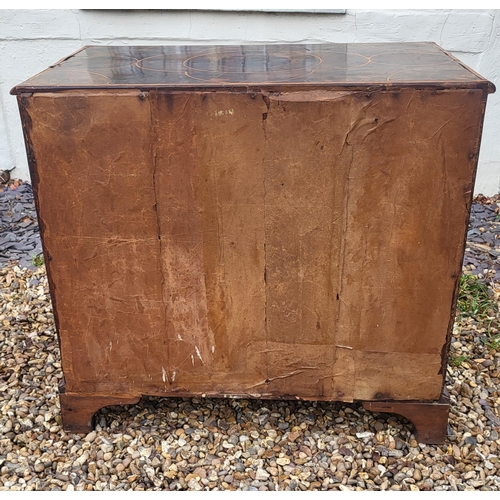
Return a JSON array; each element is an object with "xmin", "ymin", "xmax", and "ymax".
[{"xmin": 1, "ymin": 9, "xmax": 498, "ymax": 194}]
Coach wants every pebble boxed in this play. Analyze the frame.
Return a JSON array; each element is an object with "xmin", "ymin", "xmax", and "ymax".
[
  {"xmin": 85, "ymin": 431, "xmax": 97, "ymax": 443},
  {"xmin": 34, "ymin": 463, "xmax": 45, "ymax": 473},
  {"xmin": 356, "ymin": 432, "xmax": 374, "ymax": 439},
  {"xmin": 187, "ymin": 479, "xmax": 202, "ymax": 491},
  {"xmin": 460, "ymin": 383, "xmax": 473, "ymax": 399},
  {"xmin": 255, "ymin": 469, "xmax": 270, "ymax": 481},
  {"xmin": 276, "ymin": 457, "xmax": 290, "ymax": 466}
]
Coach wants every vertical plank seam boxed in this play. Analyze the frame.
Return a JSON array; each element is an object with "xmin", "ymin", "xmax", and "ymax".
[
  {"xmin": 335, "ymin": 106, "xmax": 355, "ymax": 400},
  {"xmin": 262, "ymin": 94, "xmax": 270, "ymax": 386},
  {"xmin": 149, "ymin": 91, "xmax": 170, "ymax": 385}
]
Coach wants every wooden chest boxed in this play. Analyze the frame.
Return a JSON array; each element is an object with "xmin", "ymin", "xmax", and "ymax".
[{"xmin": 12, "ymin": 43, "xmax": 495, "ymax": 443}]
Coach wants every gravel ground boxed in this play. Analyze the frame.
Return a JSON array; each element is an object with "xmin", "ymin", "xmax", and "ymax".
[
  {"xmin": 0, "ymin": 180, "xmax": 42, "ymax": 270},
  {"xmin": 1, "ymin": 181, "xmax": 500, "ymax": 491}
]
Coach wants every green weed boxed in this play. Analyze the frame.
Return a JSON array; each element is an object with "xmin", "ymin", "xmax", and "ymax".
[
  {"xmin": 481, "ymin": 322, "xmax": 500, "ymax": 352},
  {"xmin": 451, "ymin": 354, "xmax": 469, "ymax": 367},
  {"xmin": 457, "ymin": 275, "xmax": 497, "ymax": 319},
  {"xmin": 31, "ymin": 253, "xmax": 45, "ymax": 267}
]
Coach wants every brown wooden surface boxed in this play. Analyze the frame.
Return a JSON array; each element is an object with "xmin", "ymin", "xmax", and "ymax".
[
  {"xmin": 11, "ymin": 43, "xmax": 494, "ymax": 94},
  {"xmin": 19, "ymin": 84, "xmax": 488, "ymax": 406},
  {"xmin": 363, "ymin": 390, "xmax": 450, "ymax": 444},
  {"xmin": 60, "ymin": 391, "xmax": 140, "ymax": 433}
]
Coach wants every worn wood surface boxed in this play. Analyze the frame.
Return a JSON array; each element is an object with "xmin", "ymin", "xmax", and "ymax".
[
  {"xmin": 59, "ymin": 391, "xmax": 140, "ymax": 433},
  {"xmin": 11, "ymin": 43, "xmax": 494, "ymax": 94},
  {"xmin": 19, "ymin": 85, "xmax": 487, "ymax": 407},
  {"xmin": 363, "ymin": 390, "xmax": 451, "ymax": 444}
]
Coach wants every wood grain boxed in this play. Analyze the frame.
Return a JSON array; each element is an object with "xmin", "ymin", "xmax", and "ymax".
[
  {"xmin": 363, "ymin": 390, "xmax": 450, "ymax": 444},
  {"xmin": 20, "ymin": 87, "xmax": 486, "ymax": 408}
]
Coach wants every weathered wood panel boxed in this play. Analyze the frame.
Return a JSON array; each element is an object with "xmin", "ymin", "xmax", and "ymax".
[
  {"xmin": 21, "ymin": 86, "xmax": 485, "ymax": 403},
  {"xmin": 152, "ymin": 91, "xmax": 268, "ymax": 391},
  {"xmin": 22, "ymin": 91, "xmax": 166, "ymax": 394},
  {"xmin": 262, "ymin": 92, "xmax": 349, "ymax": 399},
  {"xmin": 336, "ymin": 88, "xmax": 485, "ymax": 401}
]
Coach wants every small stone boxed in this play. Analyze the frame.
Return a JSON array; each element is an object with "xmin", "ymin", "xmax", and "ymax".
[
  {"xmin": 189, "ymin": 467, "xmax": 205, "ymax": 479},
  {"xmin": 139, "ymin": 446, "xmax": 152, "ymax": 457},
  {"xmin": 430, "ymin": 472, "xmax": 442, "ymax": 481},
  {"xmin": 188, "ymin": 478, "xmax": 202, "ymax": 491},
  {"xmin": 339, "ymin": 447, "xmax": 353, "ymax": 457},
  {"xmin": 100, "ymin": 444, "xmax": 113, "ymax": 454},
  {"xmin": 255, "ymin": 469, "xmax": 270, "ymax": 481},
  {"xmin": 460, "ymin": 382, "xmax": 473, "ymax": 398},
  {"xmin": 2, "ymin": 420, "xmax": 12, "ymax": 433},
  {"xmin": 276, "ymin": 457, "xmax": 290, "ymax": 466},
  {"xmin": 84, "ymin": 431, "xmax": 97, "ymax": 443},
  {"xmin": 413, "ymin": 469, "xmax": 422, "ymax": 481},
  {"xmin": 268, "ymin": 467, "xmax": 278, "ymax": 476},
  {"xmin": 388, "ymin": 450, "xmax": 403, "ymax": 458},
  {"xmin": 356, "ymin": 432, "xmax": 374, "ymax": 439},
  {"xmin": 74, "ymin": 451, "xmax": 89, "ymax": 467},
  {"xmin": 34, "ymin": 463, "xmax": 45, "ymax": 473}
]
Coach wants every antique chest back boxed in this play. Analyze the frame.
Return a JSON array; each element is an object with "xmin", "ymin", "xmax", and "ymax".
[{"xmin": 12, "ymin": 43, "xmax": 495, "ymax": 442}]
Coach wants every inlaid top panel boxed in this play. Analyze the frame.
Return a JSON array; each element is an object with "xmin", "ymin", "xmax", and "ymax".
[{"xmin": 11, "ymin": 42, "xmax": 494, "ymax": 93}]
